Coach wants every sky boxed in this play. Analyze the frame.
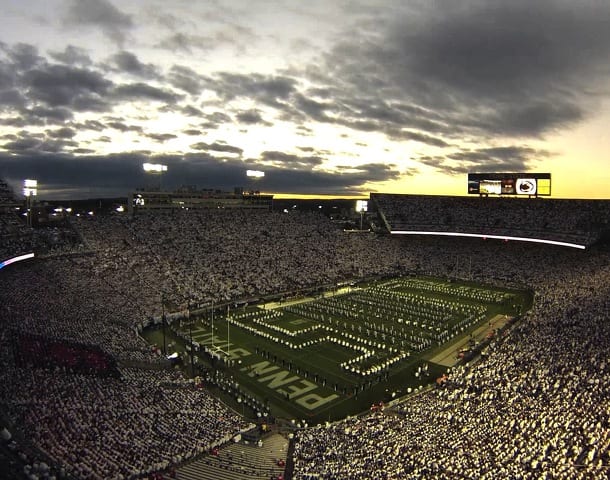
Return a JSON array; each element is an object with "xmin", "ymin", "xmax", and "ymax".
[{"xmin": 0, "ymin": 0, "xmax": 609, "ymax": 200}]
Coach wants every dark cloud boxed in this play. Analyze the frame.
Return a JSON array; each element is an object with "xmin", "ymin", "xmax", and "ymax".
[
  {"xmin": 47, "ymin": 127, "xmax": 77, "ymax": 139},
  {"xmin": 318, "ymin": 0, "xmax": 610, "ymax": 139},
  {"xmin": 145, "ymin": 133, "xmax": 177, "ymax": 142},
  {"xmin": 105, "ymin": 121, "xmax": 143, "ymax": 133},
  {"xmin": 72, "ymin": 148, "xmax": 96, "ymax": 154},
  {"xmin": 0, "ymin": 151, "xmax": 146, "ymax": 198},
  {"xmin": 23, "ymin": 64, "xmax": 112, "ymax": 107},
  {"xmin": 260, "ymin": 151, "xmax": 323, "ymax": 168},
  {"xmin": 0, "ymin": 146, "xmax": 399, "ymax": 199},
  {"xmin": 417, "ymin": 145, "xmax": 553, "ymax": 175},
  {"xmin": 0, "ymin": 117, "xmax": 33, "ymax": 128},
  {"xmin": 4, "ymin": 2, "xmax": 606, "ymax": 199},
  {"xmin": 1, "ymin": 44, "xmax": 110, "ymax": 122},
  {"xmin": 235, "ymin": 109, "xmax": 269, "ymax": 125},
  {"xmin": 336, "ymin": 162, "xmax": 402, "ymax": 183},
  {"xmin": 73, "ymin": 120, "xmax": 106, "ymax": 132},
  {"xmin": 71, "ymin": 95, "xmax": 110, "ymax": 112},
  {"xmin": 489, "ymin": 101, "xmax": 583, "ymax": 137},
  {"xmin": 17, "ymin": 106, "xmax": 74, "ymax": 125},
  {"xmin": 295, "ymin": 125, "xmax": 314, "ymax": 136},
  {"xmin": 111, "ymin": 51, "xmax": 158, "ymax": 79},
  {"xmin": 200, "ymin": 111, "xmax": 232, "ymax": 130},
  {"xmin": 48, "ymin": 45, "xmax": 92, "ymax": 66},
  {"xmin": 213, "ymin": 72, "xmax": 297, "ymax": 108},
  {"xmin": 168, "ymin": 65, "xmax": 207, "ymax": 95},
  {"xmin": 156, "ymin": 26, "xmax": 255, "ymax": 54},
  {"xmin": 181, "ymin": 105, "xmax": 204, "ymax": 117},
  {"xmin": 156, "ymin": 33, "xmax": 209, "ymax": 54},
  {"xmin": 293, "ymin": 93, "xmax": 329, "ymax": 121},
  {"xmin": 385, "ymin": 129, "xmax": 450, "ymax": 148},
  {"xmin": 3, "ymin": 137, "xmax": 41, "ymax": 152},
  {"xmin": 0, "ymin": 65, "xmax": 15, "ymax": 91},
  {"xmin": 190, "ymin": 141, "xmax": 243, "ymax": 155},
  {"xmin": 257, "ymin": 161, "xmax": 401, "ymax": 196},
  {"xmin": 2, "ymin": 130, "xmax": 78, "ymax": 155},
  {"xmin": 2, "ymin": 43, "xmax": 45, "ymax": 71},
  {"xmin": 0, "ymin": 89, "xmax": 26, "ymax": 109},
  {"xmin": 112, "ymin": 82, "xmax": 182, "ymax": 103},
  {"xmin": 64, "ymin": 0, "xmax": 133, "ymax": 45}
]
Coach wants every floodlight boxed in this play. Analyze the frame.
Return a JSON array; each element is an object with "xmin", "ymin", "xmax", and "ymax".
[
  {"xmin": 356, "ymin": 200, "xmax": 368, "ymax": 212},
  {"xmin": 143, "ymin": 163, "xmax": 168, "ymax": 173},
  {"xmin": 23, "ymin": 179, "xmax": 37, "ymax": 197},
  {"xmin": 356, "ymin": 200, "xmax": 368, "ymax": 230},
  {"xmin": 246, "ymin": 170, "xmax": 265, "ymax": 178}
]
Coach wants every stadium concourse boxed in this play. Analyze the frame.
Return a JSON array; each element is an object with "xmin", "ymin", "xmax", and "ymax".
[{"xmin": 0, "ymin": 189, "xmax": 608, "ymax": 479}]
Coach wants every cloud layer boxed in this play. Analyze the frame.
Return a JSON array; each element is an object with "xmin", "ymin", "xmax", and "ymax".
[{"xmin": 1, "ymin": 0, "xmax": 610, "ymax": 198}]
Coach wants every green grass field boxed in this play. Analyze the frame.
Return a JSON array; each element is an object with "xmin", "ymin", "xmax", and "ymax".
[{"xmin": 142, "ymin": 276, "xmax": 531, "ymax": 424}]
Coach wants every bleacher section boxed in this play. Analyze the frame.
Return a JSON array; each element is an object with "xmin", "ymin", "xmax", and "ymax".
[
  {"xmin": 372, "ymin": 193, "xmax": 610, "ymax": 248},
  {"xmin": 175, "ymin": 433, "xmax": 288, "ymax": 480},
  {"xmin": 1, "ymin": 198, "xmax": 609, "ymax": 479},
  {"xmin": 14, "ymin": 334, "xmax": 120, "ymax": 378},
  {"xmin": 0, "ymin": 178, "xmax": 17, "ymax": 205}
]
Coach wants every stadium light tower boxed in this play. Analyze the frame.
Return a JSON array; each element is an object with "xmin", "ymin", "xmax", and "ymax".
[
  {"xmin": 356, "ymin": 200, "xmax": 368, "ymax": 231},
  {"xmin": 246, "ymin": 170, "xmax": 265, "ymax": 195},
  {"xmin": 161, "ymin": 292, "xmax": 167, "ymax": 356},
  {"xmin": 23, "ymin": 179, "xmax": 37, "ymax": 227},
  {"xmin": 143, "ymin": 163, "xmax": 168, "ymax": 191},
  {"xmin": 187, "ymin": 302, "xmax": 195, "ymax": 377},
  {"xmin": 246, "ymin": 169, "xmax": 265, "ymax": 178}
]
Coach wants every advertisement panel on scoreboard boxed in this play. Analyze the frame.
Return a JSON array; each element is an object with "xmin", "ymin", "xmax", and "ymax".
[{"xmin": 468, "ymin": 173, "xmax": 551, "ymax": 196}]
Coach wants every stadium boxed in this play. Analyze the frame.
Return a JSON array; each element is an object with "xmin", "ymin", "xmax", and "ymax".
[{"xmin": 1, "ymin": 175, "xmax": 610, "ymax": 480}]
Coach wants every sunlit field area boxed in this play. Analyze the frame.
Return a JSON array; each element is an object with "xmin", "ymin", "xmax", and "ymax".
[{"xmin": 143, "ymin": 276, "xmax": 531, "ymax": 424}]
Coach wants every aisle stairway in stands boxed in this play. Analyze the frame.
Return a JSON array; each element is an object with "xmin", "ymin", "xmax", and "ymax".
[{"xmin": 174, "ymin": 433, "xmax": 288, "ymax": 480}]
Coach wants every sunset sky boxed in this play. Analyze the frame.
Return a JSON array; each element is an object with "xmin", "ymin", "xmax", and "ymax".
[{"xmin": 1, "ymin": 0, "xmax": 609, "ymax": 199}]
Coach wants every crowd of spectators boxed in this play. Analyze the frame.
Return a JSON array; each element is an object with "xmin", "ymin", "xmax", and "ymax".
[
  {"xmin": 0, "ymin": 178, "xmax": 17, "ymax": 204},
  {"xmin": 15, "ymin": 334, "xmax": 119, "ymax": 378},
  {"xmin": 1, "ymin": 200, "xmax": 609, "ymax": 478},
  {"xmin": 72, "ymin": 209, "xmax": 414, "ymax": 314},
  {"xmin": 1, "ymin": 364, "xmax": 251, "ymax": 479},
  {"xmin": 1, "ymin": 175, "xmax": 83, "ymax": 259},
  {"xmin": 1, "ymin": 210, "xmax": 83, "ymax": 260},
  {"xmin": 372, "ymin": 193, "xmax": 610, "ymax": 246},
  {"xmin": 291, "ymin": 238, "xmax": 610, "ymax": 479},
  {"xmin": 1, "ymin": 210, "xmax": 33, "ymax": 259},
  {"xmin": 0, "ymin": 207, "xmax": 414, "ymax": 479}
]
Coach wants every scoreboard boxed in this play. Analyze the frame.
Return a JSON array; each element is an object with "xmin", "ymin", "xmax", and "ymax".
[{"xmin": 468, "ymin": 173, "xmax": 551, "ymax": 196}]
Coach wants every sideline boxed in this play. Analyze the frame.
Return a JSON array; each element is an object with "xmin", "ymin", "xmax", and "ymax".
[{"xmin": 427, "ymin": 314, "xmax": 512, "ymax": 367}]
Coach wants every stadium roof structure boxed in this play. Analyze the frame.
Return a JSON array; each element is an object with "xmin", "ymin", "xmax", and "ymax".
[{"xmin": 371, "ymin": 193, "xmax": 610, "ymax": 250}]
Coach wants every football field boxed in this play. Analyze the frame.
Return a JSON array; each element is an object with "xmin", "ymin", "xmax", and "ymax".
[{"xmin": 143, "ymin": 276, "xmax": 531, "ymax": 423}]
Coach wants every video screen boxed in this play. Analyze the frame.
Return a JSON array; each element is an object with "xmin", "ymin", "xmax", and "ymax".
[
  {"xmin": 479, "ymin": 180, "xmax": 502, "ymax": 195},
  {"xmin": 468, "ymin": 173, "xmax": 550, "ymax": 196}
]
